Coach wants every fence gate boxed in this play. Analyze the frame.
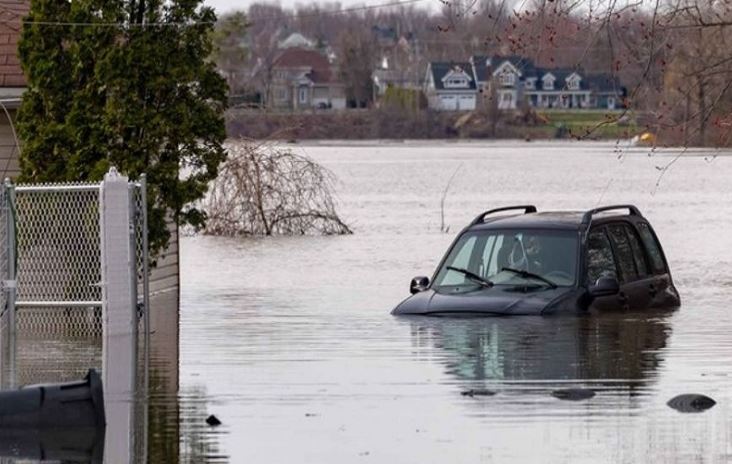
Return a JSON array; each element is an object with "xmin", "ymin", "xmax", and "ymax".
[{"xmin": 0, "ymin": 169, "xmax": 150, "ymax": 460}]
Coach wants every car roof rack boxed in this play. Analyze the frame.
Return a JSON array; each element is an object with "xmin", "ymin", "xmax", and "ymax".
[
  {"xmin": 470, "ymin": 205, "xmax": 537, "ymax": 225},
  {"xmin": 581, "ymin": 204, "xmax": 641, "ymax": 225}
]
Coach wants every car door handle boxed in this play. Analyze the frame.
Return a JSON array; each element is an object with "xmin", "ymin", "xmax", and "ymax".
[
  {"xmin": 649, "ymin": 284, "xmax": 657, "ymax": 297},
  {"xmin": 617, "ymin": 292, "xmax": 630, "ymax": 310}
]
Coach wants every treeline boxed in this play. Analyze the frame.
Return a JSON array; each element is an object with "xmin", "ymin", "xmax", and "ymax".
[{"xmin": 213, "ymin": 0, "xmax": 732, "ymax": 146}]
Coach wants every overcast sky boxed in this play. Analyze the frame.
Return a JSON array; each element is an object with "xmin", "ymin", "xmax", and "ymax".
[{"xmin": 204, "ymin": 0, "xmax": 319, "ymax": 14}]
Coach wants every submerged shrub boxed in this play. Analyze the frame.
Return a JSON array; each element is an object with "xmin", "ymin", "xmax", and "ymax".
[{"xmin": 204, "ymin": 141, "xmax": 352, "ymax": 236}]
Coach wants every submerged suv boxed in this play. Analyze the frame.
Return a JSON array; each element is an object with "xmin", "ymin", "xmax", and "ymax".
[{"xmin": 392, "ymin": 205, "xmax": 680, "ymax": 316}]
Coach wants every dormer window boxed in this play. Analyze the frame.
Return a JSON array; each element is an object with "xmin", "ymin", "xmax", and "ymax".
[
  {"xmin": 498, "ymin": 72, "xmax": 515, "ymax": 86},
  {"xmin": 445, "ymin": 77, "xmax": 468, "ymax": 88},
  {"xmin": 566, "ymin": 73, "xmax": 582, "ymax": 90},
  {"xmin": 542, "ymin": 74, "xmax": 555, "ymax": 90},
  {"xmin": 442, "ymin": 67, "xmax": 472, "ymax": 88},
  {"xmin": 525, "ymin": 78, "xmax": 536, "ymax": 90}
]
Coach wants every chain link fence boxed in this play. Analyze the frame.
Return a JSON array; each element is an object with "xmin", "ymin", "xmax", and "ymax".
[
  {"xmin": 0, "ymin": 178, "xmax": 149, "ymax": 388},
  {"xmin": 0, "ymin": 174, "xmax": 151, "ymax": 463}
]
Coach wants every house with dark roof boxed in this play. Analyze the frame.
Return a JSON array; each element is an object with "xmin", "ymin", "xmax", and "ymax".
[
  {"xmin": 423, "ymin": 62, "xmax": 478, "ymax": 111},
  {"xmin": 0, "ymin": 0, "xmax": 27, "ymax": 177},
  {"xmin": 470, "ymin": 55, "xmax": 625, "ymax": 110},
  {"xmin": 270, "ymin": 47, "xmax": 346, "ymax": 110}
]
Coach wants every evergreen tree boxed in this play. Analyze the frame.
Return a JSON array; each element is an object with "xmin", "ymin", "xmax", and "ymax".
[{"xmin": 17, "ymin": 0, "xmax": 228, "ymax": 255}]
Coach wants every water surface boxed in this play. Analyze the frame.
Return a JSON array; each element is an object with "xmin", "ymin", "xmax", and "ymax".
[{"xmin": 178, "ymin": 141, "xmax": 732, "ymax": 463}]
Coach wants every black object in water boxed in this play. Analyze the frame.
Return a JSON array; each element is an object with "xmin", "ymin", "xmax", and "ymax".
[
  {"xmin": 667, "ymin": 394, "xmax": 716, "ymax": 413},
  {"xmin": 206, "ymin": 414, "xmax": 222, "ymax": 426},
  {"xmin": 0, "ymin": 369, "xmax": 105, "ymax": 428},
  {"xmin": 552, "ymin": 388, "xmax": 596, "ymax": 401},
  {"xmin": 461, "ymin": 389, "xmax": 496, "ymax": 397}
]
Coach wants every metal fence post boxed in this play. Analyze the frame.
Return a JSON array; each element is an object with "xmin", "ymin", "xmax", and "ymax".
[
  {"xmin": 4, "ymin": 178, "xmax": 16, "ymax": 389},
  {"xmin": 140, "ymin": 174, "xmax": 150, "ymax": 389},
  {"xmin": 140, "ymin": 174, "xmax": 150, "ymax": 463},
  {"xmin": 100, "ymin": 167, "xmax": 136, "ymax": 463}
]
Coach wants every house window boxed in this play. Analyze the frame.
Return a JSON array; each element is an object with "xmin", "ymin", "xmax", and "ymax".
[
  {"xmin": 299, "ymin": 87, "xmax": 308, "ymax": 104},
  {"xmin": 607, "ymin": 96, "xmax": 616, "ymax": 109},
  {"xmin": 499, "ymin": 72, "xmax": 515, "ymax": 86},
  {"xmin": 525, "ymin": 79, "xmax": 535, "ymax": 90},
  {"xmin": 567, "ymin": 79, "xmax": 580, "ymax": 90},
  {"xmin": 446, "ymin": 78, "xmax": 467, "ymax": 88},
  {"xmin": 276, "ymin": 88, "xmax": 286, "ymax": 100},
  {"xmin": 543, "ymin": 76, "xmax": 555, "ymax": 90}
]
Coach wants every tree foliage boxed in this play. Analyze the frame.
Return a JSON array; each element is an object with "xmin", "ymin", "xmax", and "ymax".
[
  {"xmin": 210, "ymin": 11, "xmax": 249, "ymax": 96},
  {"xmin": 17, "ymin": 0, "xmax": 228, "ymax": 255},
  {"xmin": 336, "ymin": 29, "xmax": 377, "ymax": 108}
]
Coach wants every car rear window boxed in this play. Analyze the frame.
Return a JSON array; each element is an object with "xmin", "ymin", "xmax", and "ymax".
[
  {"xmin": 608, "ymin": 224, "xmax": 639, "ymax": 282},
  {"xmin": 626, "ymin": 225, "xmax": 649, "ymax": 277},
  {"xmin": 637, "ymin": 222, "xmax": 667, "ymax": 274},
  {"xmin": 587, "ymin": 229, "xmax": 617, "ymax": 284}
]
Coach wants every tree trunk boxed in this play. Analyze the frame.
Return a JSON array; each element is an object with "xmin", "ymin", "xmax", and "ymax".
[{"xmin": 698, "ymin": 76, "xmax": 706, "ymax": 146}]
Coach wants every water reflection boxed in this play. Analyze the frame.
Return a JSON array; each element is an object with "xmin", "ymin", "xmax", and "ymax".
[
  {"xmin": 0, "ymin": 289, "xmax": 214, "ymax": 464},
  {"xmin": 406, "ymin": 311, "xmax": 673, "ymax": 394},
  {"xmin": 0, "ymin": 428, "xmax": 104, "ymax": 462}
]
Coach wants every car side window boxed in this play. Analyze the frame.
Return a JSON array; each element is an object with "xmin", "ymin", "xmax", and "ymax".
[
  {"xmin": 608, "ymin": 224, "xmax": 638, "ymax": 283},
  {"xmin": 637, "ymin": 223, "xmax": 667, "ymax": 274},
  {"xmin": 625, "ymin": 225, "xmax": 649, "ymax": 277},
  {"xmin": 587, "ymin": 228, "xmax": 617, "ymax": 284}
]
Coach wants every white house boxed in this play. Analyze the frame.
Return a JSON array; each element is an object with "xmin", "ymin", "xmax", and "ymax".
[
  {"xmin": 470, "ymin": 55, "xmax": 624, "ymax": 110},
  {"xmin": 423, "ymin": 62, "xmax": 478, "ymax": 111}
]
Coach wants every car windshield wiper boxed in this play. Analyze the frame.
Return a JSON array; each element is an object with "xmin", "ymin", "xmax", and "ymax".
[
  {"xmin": 501, "ymin": 267, "xmax": 558, "ymax": 289},
  {"xmin": 446, "ymin": 266, "xmax": 494, "ymax": 288}
]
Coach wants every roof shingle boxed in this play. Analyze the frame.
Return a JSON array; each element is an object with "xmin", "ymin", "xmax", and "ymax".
[
  {"xmin": 0, "ymin": 1, "xmax": 28, "ymax": 88},
  {"xmin": 272, "ymin": 47, "xmax": 336, "ymax": 84}
]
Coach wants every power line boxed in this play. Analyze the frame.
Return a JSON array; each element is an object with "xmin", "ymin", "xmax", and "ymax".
[{"xmin": 0, "ymin": 18, "xmax": 214, "ymax": 27}]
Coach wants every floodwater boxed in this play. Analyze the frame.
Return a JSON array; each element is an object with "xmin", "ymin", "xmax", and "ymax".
[
  {"xmin": 3, "ymin": 140, "xmax": 732, "ymax": 463},
  {"xmin": 177, "ymin": 141, "xmax": 732, "ymax": 463}
]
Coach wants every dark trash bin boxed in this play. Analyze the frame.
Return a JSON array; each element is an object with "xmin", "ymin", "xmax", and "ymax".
[{"xmin": 0, "ymin": 368, "xmax": 105, "ymax": 428}]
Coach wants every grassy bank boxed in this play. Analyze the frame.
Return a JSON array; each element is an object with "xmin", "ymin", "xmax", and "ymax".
[
  {"xmin": 225, "ymin": 108, "xmax": 641, "ymax": 141},
  {"xmin": 537, "ymin": 110, "xmax": 640, "ymax": 140}
]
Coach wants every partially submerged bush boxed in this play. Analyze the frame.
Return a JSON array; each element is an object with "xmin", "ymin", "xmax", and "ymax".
[{"xmin": 204, "ymin": 141, "xmax": 352, "ymax": 236}]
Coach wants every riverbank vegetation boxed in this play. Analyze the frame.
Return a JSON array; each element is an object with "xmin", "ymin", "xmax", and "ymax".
[{"xmin": 226, "ymin": 108, "xmax": 640, "ymax": 141}]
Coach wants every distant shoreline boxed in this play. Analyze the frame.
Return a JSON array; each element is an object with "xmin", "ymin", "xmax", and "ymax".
[
  {"xmin": 224, "ymin": 138, "xmax": 725, "ymax": 153},
  {"xmin": 225, "ymin": 108, "xmax": 640, "ymax": 142}
]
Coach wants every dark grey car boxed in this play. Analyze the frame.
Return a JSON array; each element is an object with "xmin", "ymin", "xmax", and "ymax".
[{"xmin": 392, "ymin": 205, "xmax": 680, "ymax": 316}]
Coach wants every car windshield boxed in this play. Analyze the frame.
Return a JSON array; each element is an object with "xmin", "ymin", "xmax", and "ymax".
[{"xmin": 432, "ymin": 229, "xmax": 578, "ymax": 291}]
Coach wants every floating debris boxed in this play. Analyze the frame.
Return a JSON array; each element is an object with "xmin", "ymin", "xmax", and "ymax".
[
  {"xmin": 461, "ymin": 389, "xmax": 496, "ymax": 397},
  {"xmin": 667, "ymin": 394, "xmax": 716, "ymax": 413},
  {"xmin": 205, "ymin": 415, "xmax": 222, "ymax": 426},
  {"xmin": 552, "ymin": 388, "xmax": 596, "ymax": 401},
  {"xmin": 305, "ymin": 413, "xmax": 318, "ymax": 417}
]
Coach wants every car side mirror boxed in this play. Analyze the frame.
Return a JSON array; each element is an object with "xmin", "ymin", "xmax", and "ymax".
[
  {"xmin": 410, "ymin": 276, "xmax": 430, "ymax": 294},
  {"xmin": 589, "ymin": 276, "xmax": 620, "ymax": 298}
]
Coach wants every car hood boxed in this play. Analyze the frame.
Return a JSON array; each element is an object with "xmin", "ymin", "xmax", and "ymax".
[{"xmin": 391, "ymin": 285, "xmax": 576, "ymax": 316}]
